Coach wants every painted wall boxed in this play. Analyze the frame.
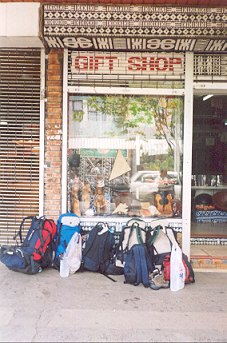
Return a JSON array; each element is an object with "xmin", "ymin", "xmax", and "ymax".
[{"xmin": 0, "ymin": 3, "xmax": 43, "ymax": 47}]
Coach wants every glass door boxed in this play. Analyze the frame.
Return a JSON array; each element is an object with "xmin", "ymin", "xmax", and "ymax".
[{"xmin": 191, "ymin": 95, "xmax": 227, "ymax": 244}]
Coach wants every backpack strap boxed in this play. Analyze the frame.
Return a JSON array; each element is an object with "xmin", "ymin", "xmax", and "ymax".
[
  {"xmin": 127, "ymin": 222, "xmax": 145, "ymax": 247},
  {"xmin": 132, "ymin": 246, "xmax": 142, "ymax": 286},
  {"xmin": 14, "ymin": 216, "xmax": 35, "ymax": 243},
  {"xmin": 98, "ymin": 230, "xmax": 110, "ymax": 274},
  {"xmin": 146, "ymin": 248, "xmax": 155, "ymax": 273},
  {"xmin": 135, "ymin": 224, "xmax": 145, "ymax": 246},
  {"xmin": 146, "ymin": 225, "xmax": 162, "ymax": 246},
  {"xmin": 53, "ymin": 222, "xmax": 63, "ymax": 257},
  {"xmin": 182, "ymin": 253, "xmax": 195, "ymax": 283},
  {"xmin": 138, "ymin": 246, "xmax": 151, "ymax": 287}
]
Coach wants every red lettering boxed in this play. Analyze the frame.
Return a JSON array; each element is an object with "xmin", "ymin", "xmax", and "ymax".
[
  {"xmin": 89, "ymin": 56, "xmax": 94, "ymax": 70},
  {"xmin": 169, "ymin": 58, "xmax": 182, "ymax": 71},
  {"xmin": 94, "ymin": 57, "xmax": 104, "ymax": 70},
  {"xmin": 105, "ymin": 56, "xmax": 117, "ymax": 70},
  {"xmin": 142, "ymin": 57, "xmax": 155, "ymax": 71},
  {"xmin": 155, "ymin": 58, "xmax": 168, "ymax": 71},
  {"xmin": 128, "ymin": 57, "xmax": 141, "ymax": 71},
  {"xmin": 75, "ymin": 56, "xmax": 88, "ymax": 70}
]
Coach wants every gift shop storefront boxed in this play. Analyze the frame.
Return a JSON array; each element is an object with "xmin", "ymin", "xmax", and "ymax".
[
  {"xmin": 0, "ymin": 2, "xmax": 226, "ymax": 260},
  {"xmin": 41, "ymin": 4, "xmax": 227, "ymax": 258}
]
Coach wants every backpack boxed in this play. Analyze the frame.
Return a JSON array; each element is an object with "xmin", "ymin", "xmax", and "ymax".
[
  {"xmin": 162, "ymin": 252, "xmax": 195, "ymax": 284},
  {"xmin": 124, "ymin": 244, "xmax": 154, "ymax": 288},
  {"xmin": 53, "ymin": 213, "xmax": 80, "ymax": 271},
  {"xmin": 115, "ymin": 217, "xmax": 147, "ymax": 268},
  {"xmin": 0, "ymin": 216, "xmax": 56, "ymax": 274},
  {"xmin": 146, "ymin": 224, "xmax": 178, "ymax": 268},
  {"xmin": 81, "ymin": 222, "xmax": 123, "ymax": 277}
]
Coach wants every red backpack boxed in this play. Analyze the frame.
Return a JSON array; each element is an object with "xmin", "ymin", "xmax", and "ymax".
[
  {"xmin": 162, "ymin": 252, "xmax": 195, "ymax": 284},
  {"xmin": 0, "ymin": 216, "xmax": 56, "ymax": 274}
]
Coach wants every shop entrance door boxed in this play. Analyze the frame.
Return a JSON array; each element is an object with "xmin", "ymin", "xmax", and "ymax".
[{"xmin": 191, "ymin": 95, "xmax": 227, "ymax": 254}]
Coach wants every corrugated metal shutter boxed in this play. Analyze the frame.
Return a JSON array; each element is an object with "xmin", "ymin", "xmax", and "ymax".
[{"xmin": 0, "ymin": 48, "xmax": 41, "ymax": 245}]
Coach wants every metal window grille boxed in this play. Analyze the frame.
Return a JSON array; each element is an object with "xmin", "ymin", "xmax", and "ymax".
[
  {"xmin": 0, "ymin": 48, "xmax": 41, "ymax": 245},
  {"xmin": 194, "ymin": 54, "xmax": 227, "ymax": 80}
]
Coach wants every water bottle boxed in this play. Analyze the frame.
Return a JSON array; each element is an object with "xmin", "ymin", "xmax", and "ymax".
[
  {"xmin": 60, "ymin": 254, "xmax": 69, "ymax": 278},
  {"xmin": 170, "ymin": 242, "xmax": 185, "ymax": 291}
]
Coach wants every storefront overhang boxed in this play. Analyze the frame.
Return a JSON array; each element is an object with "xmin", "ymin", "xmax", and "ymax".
[
  {"xmin": 39, "ymin": 0, "xmax": 226, "ymax": 6},
  {"xmin": 41, "ymin": 4, "xmax": 226, "ymax": 52}
]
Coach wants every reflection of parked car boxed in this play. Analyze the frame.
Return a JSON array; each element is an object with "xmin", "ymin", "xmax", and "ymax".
[{"xmin": 130, "ymin": 171, "xmax": 181, "ymax": 203}]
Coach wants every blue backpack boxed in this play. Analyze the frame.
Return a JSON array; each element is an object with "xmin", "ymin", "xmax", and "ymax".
[
  {"xmin": 124, "ymin": 244, "xmax": 154, "ymax": 288},
  {"xmin": 53, "ymin": 213, "xmax": 80, "ymax": 271}
]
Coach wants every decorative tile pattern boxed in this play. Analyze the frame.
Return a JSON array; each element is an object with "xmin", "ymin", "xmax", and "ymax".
[
  {"xmin": 191, "ymin": 237, "xmax": 227, "ymax": 245},
  {"xmin": 195, "ymin": 210, "xmax": 227, "ymax": 223},
  {"xmin": 42, "ymin": 5, "xmax": 227, "ymax": 52}
]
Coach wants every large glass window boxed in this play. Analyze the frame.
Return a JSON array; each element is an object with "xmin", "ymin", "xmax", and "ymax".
[{"xmin": 68, "ymin": 95, "xmax": 183, "ymax": 218}]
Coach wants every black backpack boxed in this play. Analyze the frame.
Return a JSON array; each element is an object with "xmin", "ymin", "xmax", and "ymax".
[
  {"xmin": 124, "ymin": 244, "xmax": 154, "ymax": 288},
  {"xmin": 0, "ymin": 216, "xmax": 56, "ymax": 274},
  {"xmin": 81, "ymin": 222, "xmax": 123, "ymax": 277}
]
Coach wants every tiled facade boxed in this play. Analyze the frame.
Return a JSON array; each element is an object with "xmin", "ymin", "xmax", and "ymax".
[{"xmin": 0, "ymin": 0, "xmax": 225, "ymax": 4}]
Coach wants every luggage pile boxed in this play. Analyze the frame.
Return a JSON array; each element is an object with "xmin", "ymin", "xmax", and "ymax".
[{"xmin": 0, "ymin": 215, "xmax": 195, "ymax": 291}]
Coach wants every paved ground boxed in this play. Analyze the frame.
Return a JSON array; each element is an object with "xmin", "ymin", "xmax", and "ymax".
[{"xmin": 0, "ymin": 263, "xmax": 226, "ymax": 342}]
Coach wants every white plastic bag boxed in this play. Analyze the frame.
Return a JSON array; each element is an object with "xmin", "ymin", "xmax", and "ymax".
[
  {"xmin": 65, "ymin": 232, "xmax": 82, "ymax": 274},
  {"xmin": 170, "ymin": 241, "xmax": 185, "ymax": 291}
]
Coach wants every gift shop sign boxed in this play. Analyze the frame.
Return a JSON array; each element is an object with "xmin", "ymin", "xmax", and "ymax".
[{"xmin": 71, "ymin": 52, "xmax": 184, "ymax": 75}]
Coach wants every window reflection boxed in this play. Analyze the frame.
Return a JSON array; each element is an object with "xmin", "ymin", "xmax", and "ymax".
[{"xmin": 68, "ymin": 95, "xmax": 183, "ymax": 218}]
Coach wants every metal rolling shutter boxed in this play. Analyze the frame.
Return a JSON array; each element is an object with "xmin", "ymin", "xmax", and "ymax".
[{"xmin": 0, "ymin": 49, "xmax": 41, "ymax": 245}]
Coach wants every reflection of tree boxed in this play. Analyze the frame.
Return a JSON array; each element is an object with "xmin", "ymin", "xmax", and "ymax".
[
  {"xmin": 73, "ymin": 110, "xmax": 84, "ymax": 122},
  {"xmin": 154, "ymin": 97, "xmax": 182, "ymax": 154},
  {"xmin": 141, "ymin": 151, "xmax": 174, "ymax": 172},
  {"xmin": 85, "ymin": 95, "xmax": 182, "ymax": 155}
]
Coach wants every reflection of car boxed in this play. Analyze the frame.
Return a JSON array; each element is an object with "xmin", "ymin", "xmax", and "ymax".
[{"xmin": 130, "ymin": 171, "xmax": 181, "ymax": 202}]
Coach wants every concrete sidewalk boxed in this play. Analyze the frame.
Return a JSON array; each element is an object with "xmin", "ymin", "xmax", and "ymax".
[{"xmin": 0, "ymin": 263, "xmax": 226, "ymax": 342}]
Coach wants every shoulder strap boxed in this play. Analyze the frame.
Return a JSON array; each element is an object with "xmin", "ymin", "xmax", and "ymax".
[
  {"xmin": 146, "ymin": 225, "xmax": 162, "ymax": 246},
  {"xmin": 138, "ymin": 246, "xmax": 150, "ymax": 287},
  {"xmin": 133, "ymin": 246, "xmax": 142, "ymax": 286},
  {"xmin": 182, "ymin": 253, "xmax": 195, "ymax": 283},
  {"xmin": 146, "ymin": 248, "xmax": 154, "ymax": 273},
  {"xmin": 14, "ymin": 216, "xmax": 35, "ymax": 243},
  {"xmin": 127, "ymin": 222, "xmax": 143, "ymax": 247},
  {"xmin": 98, "ymin": 231, "xmax": 111, "ymax": 274},
  {"xmin": 135, "ymin": 224, "xmax": 145, "ymax": 246}
]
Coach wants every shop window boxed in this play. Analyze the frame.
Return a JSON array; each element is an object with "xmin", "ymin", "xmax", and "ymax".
[{"xmin": 68, "ymin": 95, "xmax": 183, "ymax": 219}]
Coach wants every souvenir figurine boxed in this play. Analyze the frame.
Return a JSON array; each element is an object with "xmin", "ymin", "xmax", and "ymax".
[
  {"xmin": 81, "ymin": 183, "xmax": 91, "ymax": 214},
  {"xmin": 94, "ymin": 186, "xmax": 106, "ymax": 214},
  {"xmin": 170, "ymin": 199, "xmax": 182, "ymax": 217},
  {"xmin": 166, "ymin": 193, "xmax": 173, "ymax": 213},
  {"xmin": 155, "ymin": 193, "xmax": 163, "ymax": 212},
  {"xmin": 71, "ymin": 174, "xmax": 81, "ymax": 216},
  {"xmin": 94, "ymin": 171, "xmax": 106, "ymax": 214},
  {"xmin": 73, "ymin": 197, "xmax": 81, "ymax": 217}
]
